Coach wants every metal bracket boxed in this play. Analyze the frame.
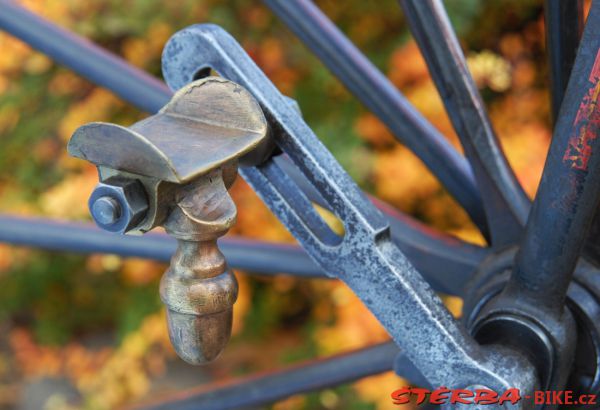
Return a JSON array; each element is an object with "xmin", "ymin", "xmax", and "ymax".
[
  {"xmin": 161, "ymin": 24, "xmax": 538, "ymax": 401},
  {"xmin": 68, "ymin": 77, "xmax": 269, "ymax": 364}
]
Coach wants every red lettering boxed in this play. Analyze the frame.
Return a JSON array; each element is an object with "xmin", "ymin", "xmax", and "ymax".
[
  {"xmin": 551, "ymin": 390, "xmax": 564, "ymax": 404},
  {"xmin": 390, "ymin": 387, "xmax": 411, "ymax": 405},
  {"xmin": 474, "ymin": 389, "xmax": 499, "ymax": 405},
  {"xmin": 534, "ymin": 391, "xmax": 545, "ymax": 405},
  {"xmin": 450, "ymin": 389, "xmax": 474, "ymax": 404},
  {"xmin": 412, "ymin": 388, "xmax": 430, "ymax": 405},
  {"xmin": 430, "ymin": 387, "xmax": 450, "ymax": 405},
  {"xmin": 564, "ymin": 391, "xmax": 573, "ymax": 405},
  {"xmin": 498, "ymin": 388, "xmax": 521, "ymax": 405}
]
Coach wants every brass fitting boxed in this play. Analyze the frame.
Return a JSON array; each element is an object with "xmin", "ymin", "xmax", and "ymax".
[
  {"xmin": 160, "ymin": 168, "xmax": 238, "ymax": 364},
  {"xmin": 67, "ymin": 77, "xmax": 269, "ymax": 364}
]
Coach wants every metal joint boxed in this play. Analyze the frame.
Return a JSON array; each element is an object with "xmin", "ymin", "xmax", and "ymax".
[{"xmin": 68, "ymin": 77, "xmax": 270, "ymax": 364}]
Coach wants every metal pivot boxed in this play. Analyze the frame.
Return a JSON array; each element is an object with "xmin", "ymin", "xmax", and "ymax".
[{"xmin": 67, "ymin": 77, "xmax": 270, "ymax": 364}]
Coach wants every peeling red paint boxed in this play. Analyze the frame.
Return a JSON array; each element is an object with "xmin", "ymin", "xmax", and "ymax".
[{"xmin": 562, "ymin": 48, "xmax": 600, "ymax": 171}]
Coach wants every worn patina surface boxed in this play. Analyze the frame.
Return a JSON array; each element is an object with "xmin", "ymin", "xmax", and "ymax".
[{"xmin": 68, "ymin": 77, "xmax": 269, "ymax": 364}]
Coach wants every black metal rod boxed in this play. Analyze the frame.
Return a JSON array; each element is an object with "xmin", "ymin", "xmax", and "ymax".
[
  {"xmin": 0, "ymin": 214, "xmax": 482, "ymax": 296},
  {"xmin": 398, "ymin": 0, "xmax": 530, "ymax": 247},
  {"xmin": 262, "ymin": 0, "xmax": 487, "ymax": 235},
  {"xmin": 508, "ymin": 2, "xmax": 600, "ymax": 312},
  {"xmin": 135, "ymin": 342, "xmax": 399, "ymax": 410},
  {"xmin": 0, "ymin": 215, "xmax": 324, "ymax": 278},
  {"xmin": 0, "ymin": 0, "xmax": 170, "ymax": 113},
  {"xmin": 545, "ymin": 0, "xmax": 584, "ymax": 123},
  {"xmin": 0, "ymin": 1, "xmax": 487, "ymax": 296}
]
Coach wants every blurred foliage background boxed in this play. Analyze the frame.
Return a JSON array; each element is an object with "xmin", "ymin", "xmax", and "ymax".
[{"xmin": 0, "ymin": 0, "xmax": 590, "ymax": 409}]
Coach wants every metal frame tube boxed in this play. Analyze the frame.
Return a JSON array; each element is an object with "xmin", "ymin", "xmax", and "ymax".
[
  {"xmin": 507, "ymin": 2, "xmax": 600, "ymax": 313},
  {"xmin": 545, "ymin": 0, "xmax": 584, "ymax": 123},
  {"xmin": 262, "ymin": 0, "xmax": 487, "ymax": 235}
]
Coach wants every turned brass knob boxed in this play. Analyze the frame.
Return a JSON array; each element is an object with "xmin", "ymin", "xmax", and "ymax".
[{"xmin": 68, "ymin": 77, "xmax": 269, "ymax": 364}]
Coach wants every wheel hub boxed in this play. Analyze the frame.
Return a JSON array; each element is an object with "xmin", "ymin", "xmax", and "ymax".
[{"xmin": 463, "ymin": 247, "xmax": 600, "ymax": 399}]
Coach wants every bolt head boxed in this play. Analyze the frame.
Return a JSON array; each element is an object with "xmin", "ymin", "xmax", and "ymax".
[
  {"xmin": 91, "ymin": 196, "xmax": 121, "ymax": 226},
  {"xmin": 88, "ymin": 177, "xmax": 149, "ymax": 234}
]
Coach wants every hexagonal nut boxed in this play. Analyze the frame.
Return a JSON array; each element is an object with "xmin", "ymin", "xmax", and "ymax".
[{"xmin": 88, "ymin": 176, "xmax": 149, "ymax": 234}]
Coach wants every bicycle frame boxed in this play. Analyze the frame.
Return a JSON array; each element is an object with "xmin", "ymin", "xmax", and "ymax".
[{"xmin": 0, "ymin": 0, "xmax": 598, "ymax": 409}]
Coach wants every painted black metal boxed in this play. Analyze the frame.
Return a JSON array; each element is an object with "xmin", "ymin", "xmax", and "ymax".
[
  {"xmin": 0, "ymin": 0, "xmax": 170, "ymax": 114},
  {"xmin": 137, "ymin": 342, "xmax": 399, "ymax": 410},
  {"xmin": 261, "ymin": 0, "xmax": 488, "ymax": 235},
  {"xmin": 0, "ymin": 214, "xmax": 480, "ymax": 296},
  {"xmin": 7, "ymin": 0, "xmax": 600, "ymax": 405},
  {"xmin": 0, "ymin": 1, "xmax": 487, "ymax": 298},
  {"xmin": 463, "ymin": 3, "xmax": 600, "ymax": 396},
  {"xmin": 545, "ymin": 0, "xmax": 584, "ymax": 123},
  {"xmin": 399, "ymin": 0, "xmax": 531, "ymax": 247},
  {"xmin": 506, "ymin": 2, "xmax": 600, "ymax": 313},
  {"xmin": 0, "ymin": 215, "xmax": 324, "ymax": 278},
  {"xmin": 544, "ymin": 0, "xmax": 600, "ymax": 270},
  {"xmin": 162, "ymin": 24, "xmax": 538, "ymax": 395},
  {"xmin": 463, "ymin": 249, "xmax": 600, "ymax": 397}
]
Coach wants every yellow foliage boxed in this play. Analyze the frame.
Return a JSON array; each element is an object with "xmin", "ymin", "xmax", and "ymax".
[
  {"xmin": 48, "ymin": 71, "xmax": 88, "ymax": 96},
  {"xmin": 372, "ymin": 145, "xmax": 439, "ymax": 214},
  {"xmin": 0, "ymin": 106, "xmax": 20, "ymax": 135},
  {"xmin": 23, "ymin": 53, "xmax": 53, "ymax": 75},
  {"xmin": 0, "ymin": 245, "xmax": 12, "ymax": 273},
  {"xmin": 467, "ymin": 50, "xmax": 512, "ymax": 92},
  {"xmin": 76, "ymin": 312, "xmax": 172, "ymax": 409},
  {"xmin": 388, "ymin": 41, "xmax": 430, "ymax": 89},
  {"xmin": 232, "ymin": 272, "xmax": 252, "ymax": 336},
  {"xmin": 120, "ymin": 258, "xmax": 164, "ymax": 285},
  {"xmin": 314, "ymin": 284, "xmax": 388, "ymax": 355},
  {"xmin": 355, "ymin": 114, "xmax": 397, "ymax": 149},
  {"xmin": 123, "ymin": 21, "xmax": 172, "ymax": 68},
  {"xmin": 58, "ymin": 88, "xmax": 124, "ymax": 142},
  {"xmin": 246, "ymin": 37, "xmax": 300, "ymax": 95},
  {"xmin": 0, "ymin": 34, "xmax": 33, "ymax": 74},
  {"xmin": 0, "ymin": 2, "xmax": 561, "ymax": 409},
  {"xmin": 273, "ymin": 394, "xmax": 306, "ymax": 410},
  {"xmin": 404, "ymin": 81, "xmax": 459, "ymax": 146},
  {"xmin": 500, "ymin": 123, "xmax": 550, "ymax": 198},
  {"xmin": 39, "ymin": 168, "xmax": 98, "ymax": 219},
  {"xmin": 230, "ymin": 180, "xmax": 294, "ymax": 242}
]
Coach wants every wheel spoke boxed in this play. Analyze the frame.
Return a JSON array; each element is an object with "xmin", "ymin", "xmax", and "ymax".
[
  {"xmin": 0, "ymin": 3, "xmax": 487, "ymax": 296},
  {"xmin": 133, "ymin": 342, "xmax": 399, "ymax": 410},
  {"xmin": 0, "ymin": 0, "xmax": 170, "ymax": 113},
  {"xmin": 545, "ymin": 0, "xmax": 584, "ymax": 124},
  {"xmin": 399, "ymin": 0, "xmax": 530, "ymax": 247},
  {"xmin": 0, "ymin": 215, "xmax": 323, "ymax": 278},
  {"xmin": 0, "ymin": 214, "xmax": 485, "ymax": 296},
  {"xmin": 262, "ymin": 0, "xmax": 488, "ymax": 236},
  {"xmin": 507, "ymin": 2, "xmax": 600, "ymax": 312}
]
